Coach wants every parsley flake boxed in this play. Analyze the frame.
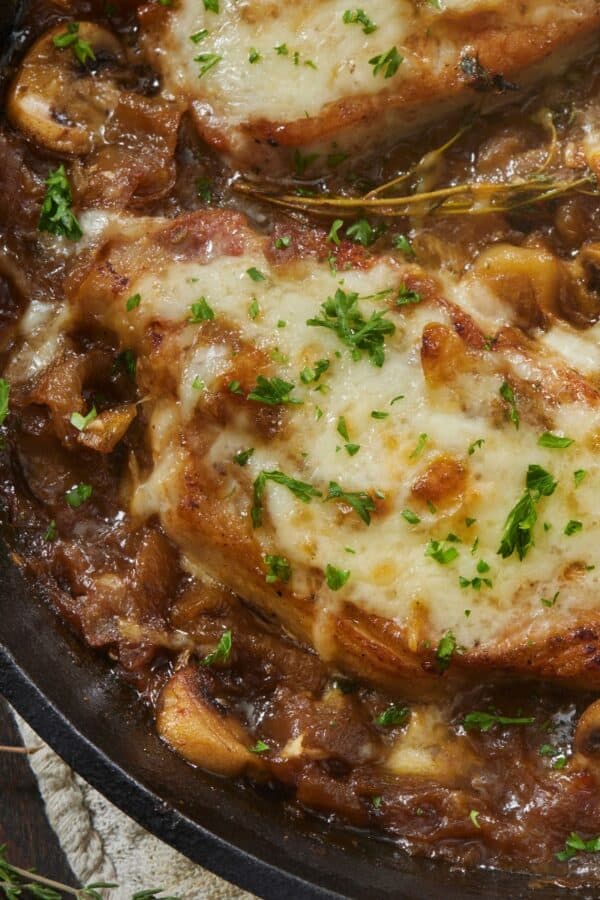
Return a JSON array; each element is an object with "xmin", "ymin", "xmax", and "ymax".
[
  {"xmin": 376, "ymin": 705, "xmax": 409, "ymax": 727},
  {"xmin": 307, "ymin": 288, "xmax": 395, "ymax": 367},
  {"xmin": 264, "ymin": 554, "xmax": 292, "ymax": 583},
  {"xmin": 369, "ymin": 46, "xmax": 403, "ymax": 79},
  {"xmin": 65, "ymin": 483, "xmax": 92, "ymax": 508},
  {"xmin": 188, "ymin": 297, "xmax": 215, "ymax": 322},
  {"xmin": 70, "ymin": 407, "xmax": 97, "ymax": 432},
  {"xmin": 499, "ymin": 381, "xmax": 519, "ymax": 429},
  {"xmin": 326, "ymin": 481, "xmax": 376, "ymax": 525},
  {"xmin": 201, "ymin": 630, "xmax": 232, "ymax": 666},
  {"xmin": 234, "ymin": 447, "xmax": 254, "ymax": 466},
  {"xmin": 53, "ymin": 22, "xmax": 96, "ymax": 66},
  {"xmin": 538, "ymin": 432, "xmax": 574, "ymax": 449},
  {"xmin": 463, "ymin": 711, "xmax": 535, "ymax": 732},
  {"xmin": 252, "ymin": 470, "xmax": 322, "ymax": 527},
  {"xmin": 325, "ymin": 564, "xmax": 351, "ymax": 591},
  {"xmin": 38, "ymin": 165, "xmax": 82, "ymax": 241},
  {"xmin": 247, "ymin": 375, "xmax": 301, "ymax": 406},
  {"xmin": 436, "ymin": 630, "xmax": 456, "ymax": 671},
  {"xmin": 342, "ymin": 9, "xmax": 377, "ymax": 33}
]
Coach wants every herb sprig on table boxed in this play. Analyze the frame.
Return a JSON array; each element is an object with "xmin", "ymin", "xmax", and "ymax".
[{"xmin": 0, "ymin": 844, "xmax": 180, "ymax": 900}]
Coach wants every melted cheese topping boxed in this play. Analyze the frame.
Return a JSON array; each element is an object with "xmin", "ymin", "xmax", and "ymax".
[{"xmin": 75, "ymin": 211, "xmax": 600, "ymax": 674}]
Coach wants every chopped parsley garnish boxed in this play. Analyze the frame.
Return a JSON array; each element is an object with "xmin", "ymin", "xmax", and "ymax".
[
  {"xmin": 564, "ymin": 519, "xmax": 582, "ymax": 536},
  {"xmin": 203, "ymin": 0, "xmax": 219, "ymax": 12},
  {"xmin": 556, "ymin": 833, "xmax": 600, "ymax": 862},
  {"xmin": 325, "ymin": 564, "xmax": 351, "ymax": 591},
  {"xmin": 463, "ymin": 711, "xmax": 535, "ymax": 732},
  {"xmin": 70, "ymin": 407, "xmax": 97, "ymax": 432},
  {"xmin": 372, "ymin": 795, "xmax": 382, "ymax": 809},
  {"xmin": 53, "ymin": 22, "xmax": 96, "ymax": 65},
  {"xmin": 192, "ymin": 376, "xmax": 205, "ymax": 391},
  {"xmin": 375, "ymin": 705, "xmax": 409, "ymax": 727},
  {"xmin": 196, "ymin": 176, "xmax": 212, "ymax": 202},
  {"xmin": 228, "ymin": 380, "xmax": 244, "ymax": 395},
  {"xmin": 126, "ymin": 293, "xmax": 141, "ymax": 312},
  {"xmin": 249, "ymin": 740, "xmax": 270, "ymax": 754},
  {"xmin": 409, "ymin": 433, "xmax": 428, "ymax": 459},
  {"xmin": 65, "ymin": 483, "xmax": 92, "ymax": 509},
  {"xmin": 527, "ymin": 464, "xmax": 558, "ymax": 498},
  {"xmin": 252, "ymin": 470, "xmax": 322, "ymax": 527},
  {"xmin": 300, "ymin": 359, "xmax": 329, "ymax": 384},
  {"xmin": 499, "ymin": 381, "xmax": 519, "ymax": 429},
  {"xmin": 371, "ymin": 410, "xmax": 388, "ymax": 420},
  {"xmin": 396, "ymin": 285, "xmax": 421, "ymax": 306},
  {"xmin": 247, "ymin": 375, "xmax": 301, "ymax": 405},
  {"xmin": 233, "ymin": 447, "xmax": 254, "ymax": 466},
  {"xmin": 538, "ymin": 432, "xmax": 574, "ymax": 449},
  {"xmin": 188, "ymin": 297, "xmax": 215, "ymax": 322},
  {"xmin": 194, "ymin": 52, "xmax": 222, "ymax": 78},
  {"xmin": 469, "ymin": 810, "xmax": 481, "ymax": 829},
  {"xmin": 468, "ymin": 438, "xmax": 485, "ymax": 455},
  {"xmin": 345, "ymin": 443, "xmax": 360, "ymax": 456},
  {"xmin": 574, "ymin": 469, "xmax": 587, "ymax": 487},
  {"xmin": 247, "ymin": 267, "xmax": 266, "ymax": 282},
  {"xmin": 497, "ymin": 464, "xmax": 557, "ymax": 560},
  {"xmin": 342, "ymin": 8, "xmax": 377, "ymax": 33},
  {"xmin": 201, "ymin": 629, "xmax": 232, "ymax": 666},
  {"xmin": 459, "ymin": 558, "xmax": 492, "ymax": 591},
  {"xmin": 369, "ymin": 46, "xmax": 403, "ymax": 79},
  {"xmin": 402, "ymin": 508, "xmax": 420, "ymax": 525},
  {"xmin": 190, "ymin": 29, "xmax": 209, "ymax": 43},
  {"xmin": 394, "ymin": 234, "xmax": 415, "ymax": 259},
  {"xmin": 327, "ymin": 219, "xmax": 344, "ymax": 245},
  {"xmin": 541, "ymin": 591, "xmax": 559, "ymax": 608},
  {"xmin": 337, "ymin": 416, "xmax": 350, "ymax": 441},
  {"xmin": 326, "ymin": 481, "xmax": 376, "ymax": 525},
  {"xmin": 264, "ymin": 554, "xmax": 292, "ymax": 584},
  {"xmin": 0, "ymin": 379, "xmax": 9, "ymax": 427},
  {"xmin": 425, "ymin": 540, "xmax": 459, "ymax": 565},
  {"xmin": 248, "ymin": 297, "xmax": 260, "ymax": 320},
  {"xmin": 307, "ymin": 288, "xmax": 395, "ymax": 367},
  {"xmin": 113, "ymin": 350, "xmax": 136, "ymax": 378},
  {"xmin": 345, "ymin": 218, "xmax": 385, "ymax": 247},
  {"xmin": 436, "ymin": 630, "xmax": 456, "ymax": 671},
  {"xmin": 274, "ymin": 235, "xmax": 291, "ymax": 249},
  {"xmin": 44, "ymin": 520, "xmax": 57, "ymax": 542},
  {"xmin": 38, "ymin": 165, "xmax": 82, "ymax": 241},
  {"xmin": 249, "ymin": 47, "xmax": 261, "ymax": 63}
]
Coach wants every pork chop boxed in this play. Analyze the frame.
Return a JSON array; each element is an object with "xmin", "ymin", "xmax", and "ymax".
[
  {"xmin": 62, "ymin": 207, "xmax": 600, "ymax": 697},
  {"xmin": 139, "ymin": 0, "xmax": 600, "ymax": 174}
]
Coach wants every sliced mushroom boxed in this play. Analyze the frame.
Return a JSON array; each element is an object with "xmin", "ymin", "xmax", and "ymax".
[
  {"xmin": 560, "ymin": 243, "xmax": 600, "ymax": 329},
  {"xmin": 157, "ymin": 667, "xmax": 261, "ymax": 776},
  {"xmin": 573, "ymin": 699, "xmax": 600, "ymax": 780},
  {"xmin": 471, "ymin": 243, "xmax": 561, "ymax": 331},
  {"xmin": 385, "ymin": 704, "xmax": 479, "ymax": 784},
  {"xmin": 7, "ymin": 23, "xmax": 125, "ymax": 155},
  {"xmin": 76, "ymin": 404, "xmax": 136, "ymax": 453}
]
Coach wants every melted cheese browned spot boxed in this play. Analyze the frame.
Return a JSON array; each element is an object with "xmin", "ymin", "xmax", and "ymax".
[
  {"xmin": 64, "ymin": 208, "xmax": 600, "ymax": 694},
  {"xmin": 139, "ymin": 0, "xmax": 600, "ymax": 173}
]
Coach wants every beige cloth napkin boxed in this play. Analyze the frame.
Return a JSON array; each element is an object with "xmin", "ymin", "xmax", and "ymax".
[{"xmin": 13, "ymin": 711, "xmax": 255, "ymax": 900}]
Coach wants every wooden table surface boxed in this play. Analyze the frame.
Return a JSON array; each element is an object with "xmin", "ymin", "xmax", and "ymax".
[{"xmin": 0, "ymin": 696, "xmax": 78, "ymax": 888}]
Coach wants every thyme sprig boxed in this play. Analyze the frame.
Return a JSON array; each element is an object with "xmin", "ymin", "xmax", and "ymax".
[
  {"xmin": 235, "ymin": 119, "xmax": 596, "ymax": 219},
  {"xmin": 235, "ymin": 174, "xmax": 595, "ymax": 219},
  {"xmin": 0, "ymin": 844, "xmax": 179, "ymax": 900}
]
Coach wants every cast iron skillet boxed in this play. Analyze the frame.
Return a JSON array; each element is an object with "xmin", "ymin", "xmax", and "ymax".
[{"xmin": 0, "ymin": 7, "xmax": 594, "ymax": 899}]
